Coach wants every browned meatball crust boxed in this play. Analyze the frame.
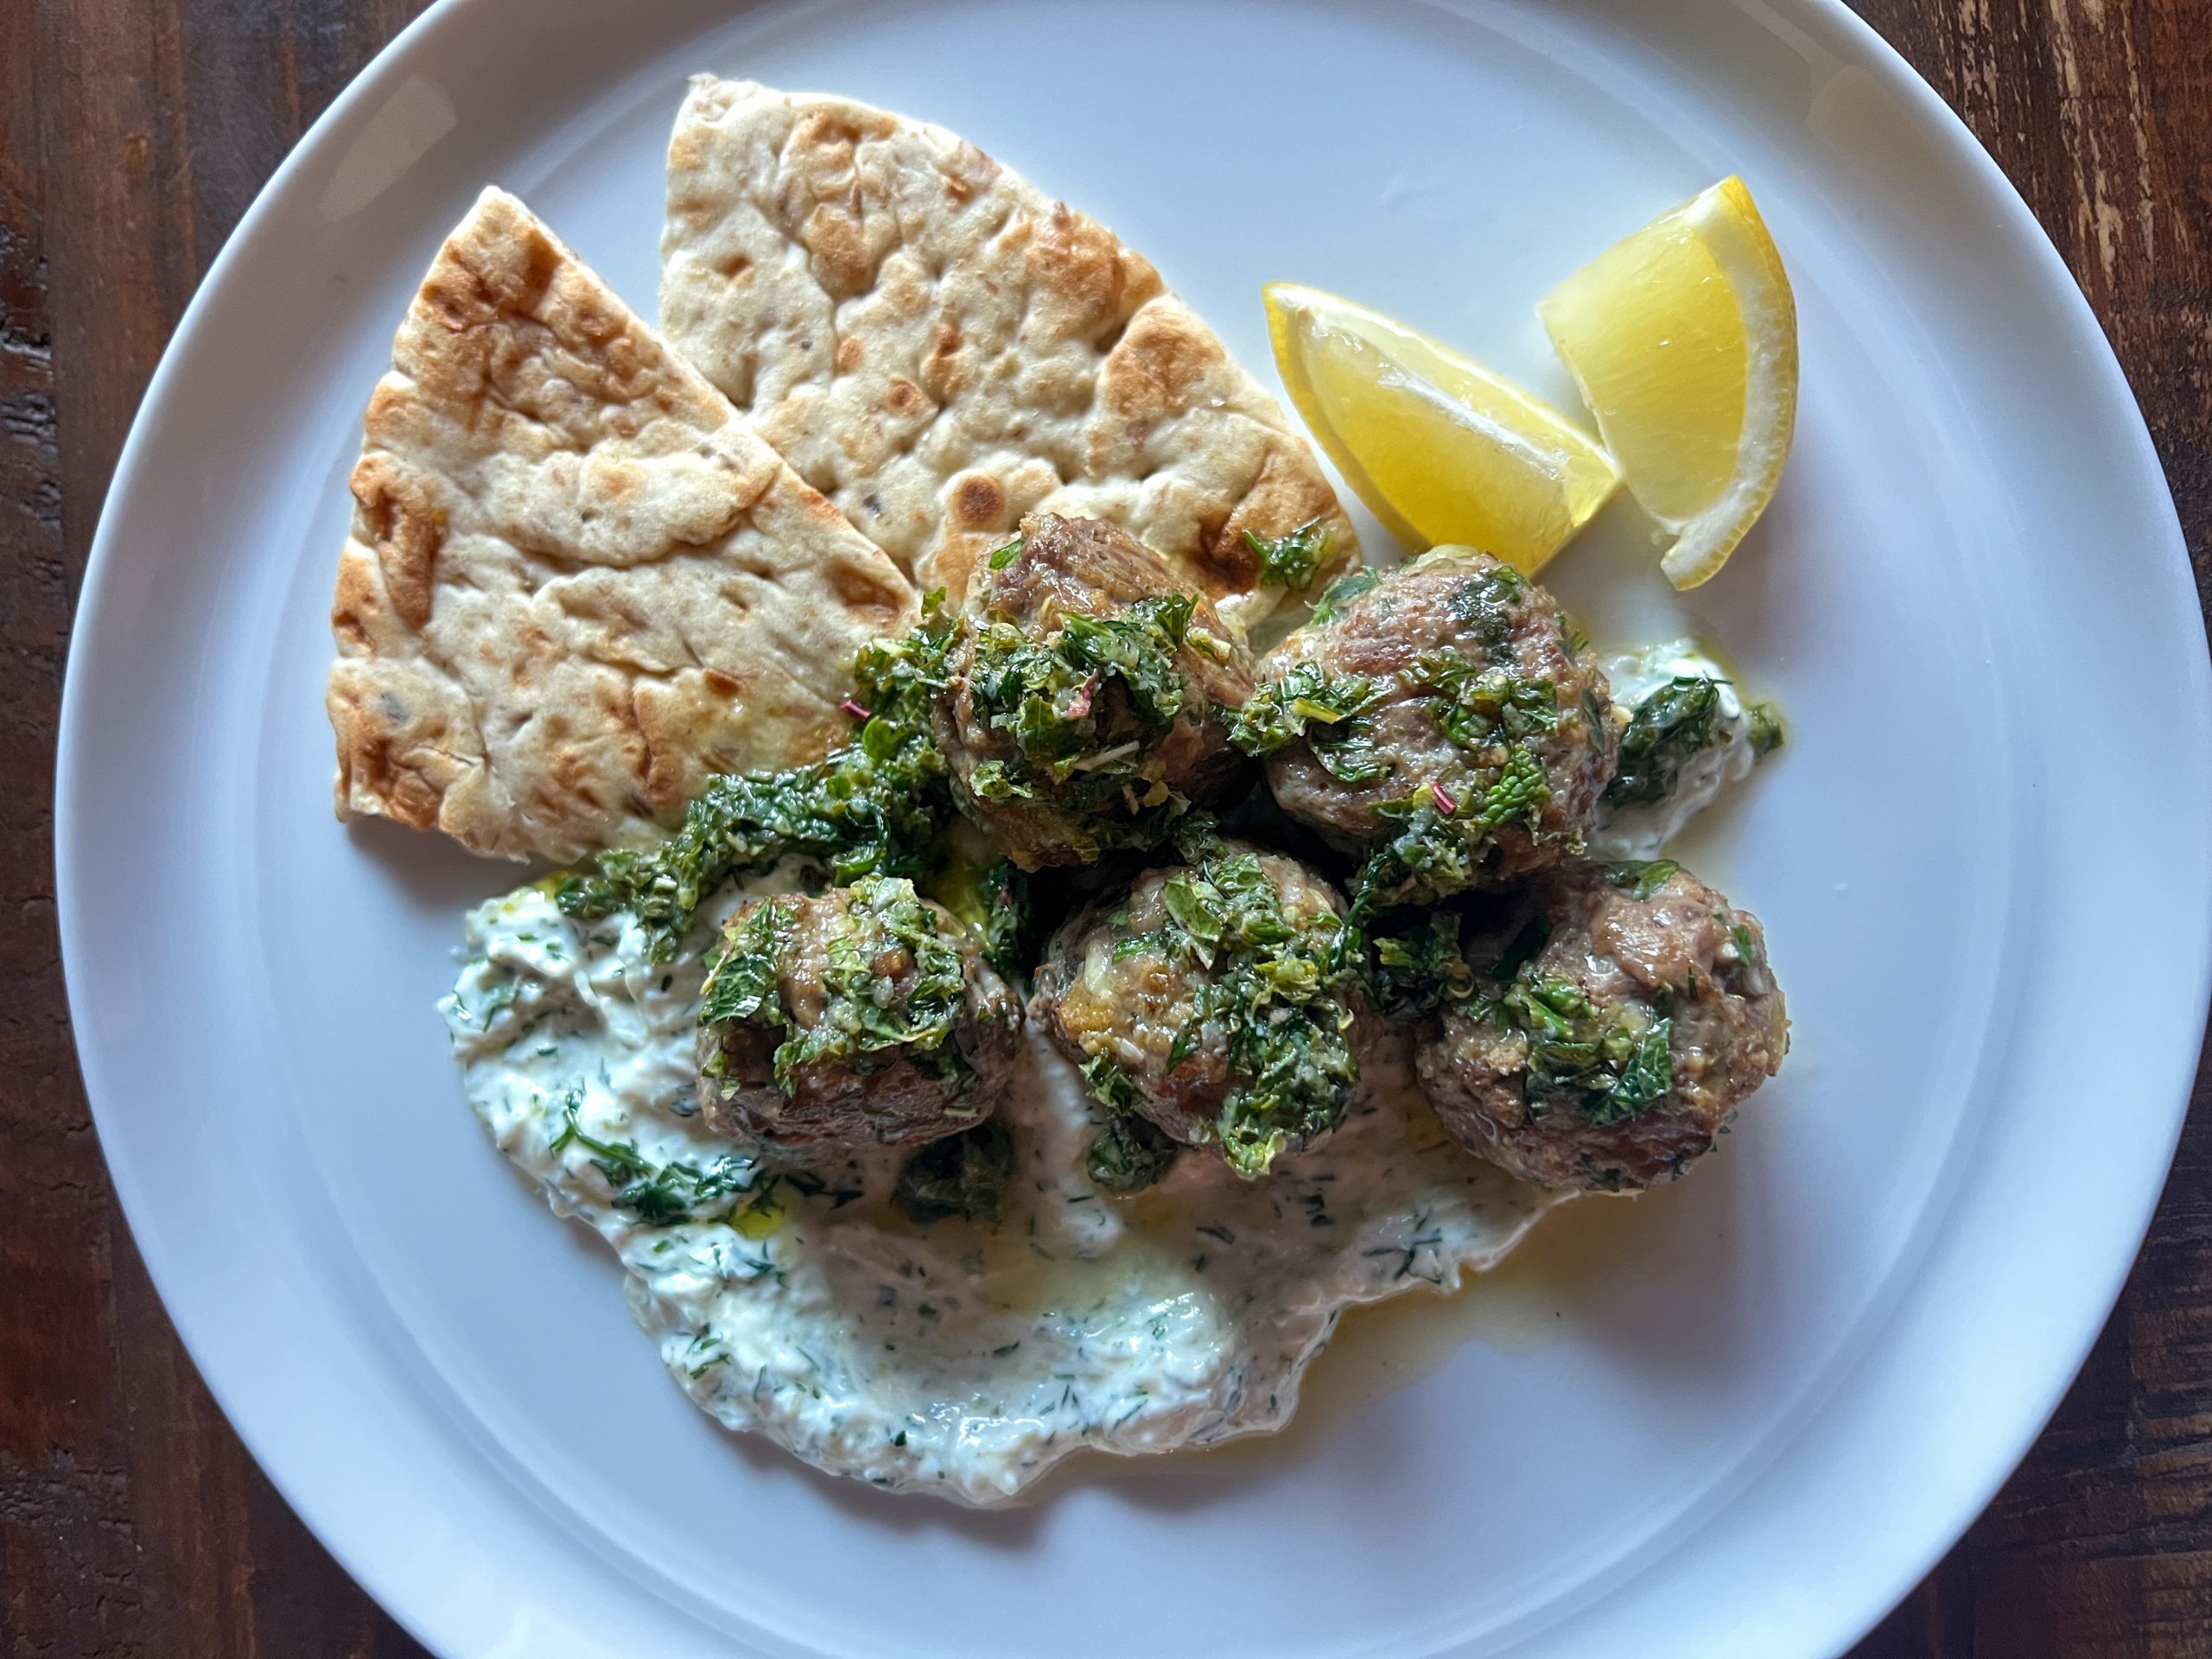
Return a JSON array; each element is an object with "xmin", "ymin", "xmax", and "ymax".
[
  {"xmin": 696, "ymin": 876, "xmax": 1022, "ymax": 1157},
  {"xmin": 1030, "ymin": 838, "xmax": 1367, "ymax": 1177},
  {"xmin": 1415, "ymin": 861, "xmax": 1787, "ymax": 1192},
  {"xmin": 936, "ymin": 513, "xmax": 1255, "ymax": 870},
  {"xmin": 1241, "ymin": 549, "xmax": 1616, "ymax": 907}
]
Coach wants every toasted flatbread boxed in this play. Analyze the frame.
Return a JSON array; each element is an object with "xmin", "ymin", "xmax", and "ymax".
[
  {"xmin": 327, "ymin": 187, "xmax": 918, "ymax": 863},
  {"xmin": 659, "ymin": 79, "xmax": 1357, "ymax": 633}
]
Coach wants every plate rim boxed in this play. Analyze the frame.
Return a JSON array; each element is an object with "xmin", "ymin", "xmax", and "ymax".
[{"xmin": 54, "ymin": 1, "xmax": 2212, "ymax": 1655}]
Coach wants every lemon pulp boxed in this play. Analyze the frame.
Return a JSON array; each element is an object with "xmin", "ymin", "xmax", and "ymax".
[
  {"xmin": 1538, "ymin": 176, "xmax": 1797, "ymax": 588},
  {"xmin": 1265, "ymin": 283, "xmax": 1619, "ymax": 575}
]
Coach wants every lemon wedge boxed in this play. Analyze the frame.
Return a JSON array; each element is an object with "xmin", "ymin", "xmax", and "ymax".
[
  {"xmin": 1538, "ymin": 176, "xmax": 1797, "ymax": 589},
  {"xmin": 1264, "ymin": 283, "xmax": 1620, "ymax": 575}
]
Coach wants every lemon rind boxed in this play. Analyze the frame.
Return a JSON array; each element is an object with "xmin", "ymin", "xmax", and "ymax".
[
  {"xmin": 1659, "ymin": 179, "xmax": 1798, "ymax": 589},
  {"xmin": 1538, "ymin": 176, "xmax": 1798, "ymax": 591},
  {"xmin": 1265, "ymin": 282, "xmax": 1619, "ymax": 574}
]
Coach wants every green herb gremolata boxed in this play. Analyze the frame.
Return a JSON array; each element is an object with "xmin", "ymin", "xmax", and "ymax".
[
  {"xmin": 962, "ymin": 584, "xmax": 1227, "ymax": 858},
  {"xmin": 1080, "ymin": 823, "xmax": 1366, "ymax": 1179},
  {"xmin": 893, "ymin": 1119, "xmax": 1014, "ymax": 1224},
  {"xmin": 697, "ymin": 874, "xmax": 976, "ymax": 1097},
  {"xmin": 1240, "ymin": 516, "xmax": 1334, "ymax": 592},
  {"xmin": 1228, "ymin": 660, "xmax": 1392, "ymax": 785},
  {"xmin": 1082, "ymin": 1095, "xmax": 1181, "ymax": 1195},
  {"xmin": 556, "ymin": 598, "xmax": 959, "ymax": 960},
  {"xmin": 1463, "ymin": 916, "xmax": 1677, "ymax": 1126},
  {"xmin": 1232, "ymin": 559, "xmax": 1586, "ymax": 915},
  {"xmin": 1606, "ymin": 674, "xmax": 1783, "ymax": 809},
  {"xmin": 549, "ymin": 1090, "xmax": 759, "ymax": 1225},
  {"xmin": 1354, "ymin": 745, "xmax": 1554, "ymax": 913},
  {"xmin": 1363, "ymin": 909, "xmax": 1476, "ymax": 1020}
]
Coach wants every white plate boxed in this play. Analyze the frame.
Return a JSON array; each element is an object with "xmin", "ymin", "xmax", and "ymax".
[{"xmin": 57, "ymin": 1, "xmax": 2211, "ymax": 1654}]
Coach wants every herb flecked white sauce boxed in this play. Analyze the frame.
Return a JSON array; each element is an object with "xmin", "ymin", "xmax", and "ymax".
[
  {"xmin": 440, "ymin": 637, "xmax": 1776, "ymax": 1506},
  {"xmin": 443, "ymin": 881, "xmax": 1558, "ymax": 1506},
  {"xmin": 1588, "ymin": 639, "xmax": 1770, "ymax": 861}
]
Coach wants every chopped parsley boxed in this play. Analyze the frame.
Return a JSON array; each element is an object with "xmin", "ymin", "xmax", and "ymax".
[
  {"xmin": 1109, "ymin": 928, "xmax": 1170, "ymax": 963},
  {"xmin": 1407, "ymin": 646, "xmax": 1559, "ymax": 752},
  {"xmin": 1605, "ymin": 675, "xmax": 1723, "ymax": 807},
  {"xmin": 918, "ymin": 849, "xmax": 1035, "ymax": 985},
  {"xmin": 1440, "ymin": 561, "xmax": 1532, "ymax": 660},
  {"xmin": 1720, "ymin": 918, "xmax": 1771, "ymax": 993},
  {"xmin": 696, "ymin": 898, "xmax": 790, "ymax": 1027},
  {"xmin": 697, "ymin": 877, "xmax": 976, "ymax": 1097},
  {"xmin": 1229, "ymin": 661, "xmax": 1392, "ymax": 784},
  {"xmin": 1465, "ymin": 962, "xmax": 1676, "ymax": 1126},
  {"xmin": 893, "ymin": 1119, "xmax": 1014, "ymax": 1224},
  {"xmin": 1603, "ymin": 859, "xmax": 1681, "ymax": 900},
  {"xmin": 1352, "ymin": 745, "xmax": 1553, "ymax": 913},
  {"xmin": 556, "ymin": 599, "xmax": 958, "ymax": 959},
  {"xmin": 1242, "ymin": 516, "xmax": 1333, "ymax": 592},
  {"xmin": 962, "ymin": 591, "xmax": 1218, "ymax": 858},
  {"xmin": 1605, "ymin": 1020, "xmax": 1675, "ymax": 1119},
  {"xmin": 1306, "ymin": 566, "xmax": 1380, "ymax": 626},
  {"xmin": 1251, "ymin": 556, "xmax": 1582, "ymax": 914},
  {"xmin": 1076, "ymin": 823, "xmax": 1364, "ymax": 1178},
  {"xmin": 549, "ymin": 1092, "xmax": 760, "ymax": 1225},
  {"xmin": 1364, "ymin": 909, "xmax": 1475, "ymax": 1019},
  {"xmin": 978, "ymin": 857, "xmax": 1038, "ymax": 984},
  {"xmin": 1077, "ymin": 1051, "xmax": 1180, "ymax": 1192},
  {"xmin": 1081, "ymin": 1051, "xmax": 1147, "ymax": 1116},
  {"xmin": 1085, "ymin": 1109, "xmax": 1180, "ymax": 1195}
]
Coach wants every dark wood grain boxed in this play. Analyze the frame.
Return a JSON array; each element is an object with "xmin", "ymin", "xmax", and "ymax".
[
  {"xmin": 0, "ymin": 2, "xmax": 2205, "ymax": 1654},
  {"xmin": 1842, "ymin": 3, "xmax": 2212, "ymax": 1654},
  {"xmin": 3, "ymin": 8, "xmax": 437, "ymax": 1656}
]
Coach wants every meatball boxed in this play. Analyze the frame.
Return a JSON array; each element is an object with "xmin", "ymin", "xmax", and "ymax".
[
  {"xmin": 1030, "ymin": 836, "xmax": 1365, "ymax": 1178},
  {"xmin": 1236, "ymin": 548, "xmax": 1616, "ymax": 908},
  {"xmin": 696, "ymin": 875, "xmax": 1022, "ymax": 1156},
  {"xmin": 1414, "ymin": 860, "xmax": 1787, "ymax": 1192},
  {"xmin": 936, "ymin": 513, "xmax": 1255, "ymax": 869}
]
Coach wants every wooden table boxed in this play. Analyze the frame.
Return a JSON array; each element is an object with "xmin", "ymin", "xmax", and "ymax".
[{"xmin": 3, "ymin": 2, "xmax": 2206, "ymax": 1652}]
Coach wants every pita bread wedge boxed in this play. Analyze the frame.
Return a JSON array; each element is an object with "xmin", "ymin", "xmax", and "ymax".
[
  {"xmin": 659, "ymin": 78, "xmax": 1357, "ymax": 633},
  {"xmin": 327, "ymin": 187, "xmax": 918, "ymax": 865}
]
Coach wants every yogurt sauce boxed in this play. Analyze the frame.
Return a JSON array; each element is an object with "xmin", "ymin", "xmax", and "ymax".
[
  {"xmin": 441, "ymin": 638, "xmax": 1774, "ymax": 1507},
  {"xmin": 1588, "ymin": 639, "xmax": 1770, "ymax": 861},
  {"xmin": 444, "ymin": 880, "xmax": 1559, "ymax": 1506}
]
